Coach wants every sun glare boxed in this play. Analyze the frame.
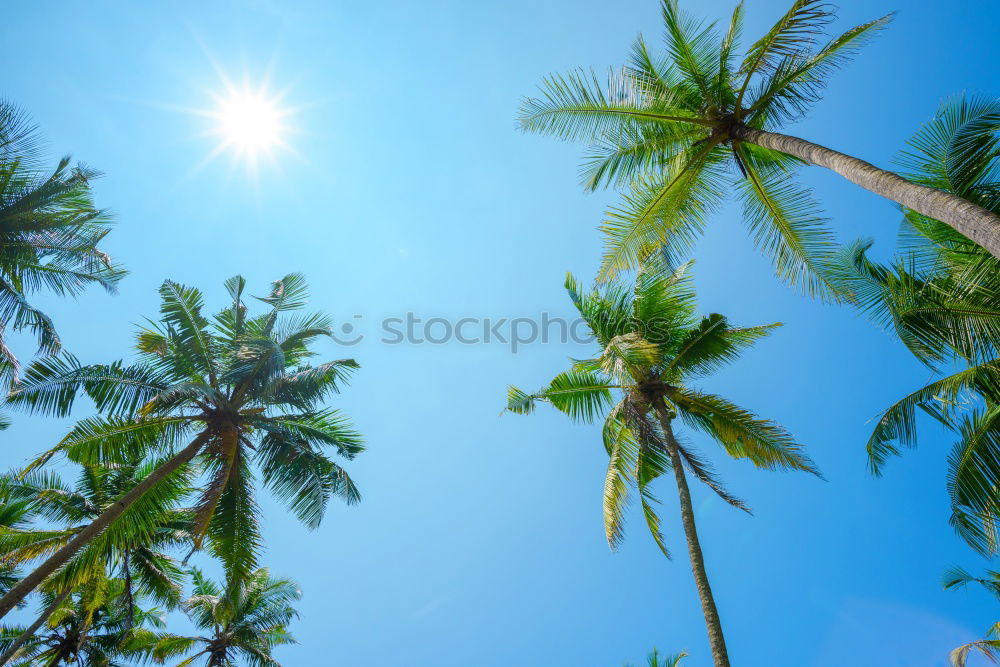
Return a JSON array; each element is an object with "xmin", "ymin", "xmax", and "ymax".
[{"xmin": 209, "ymin": 86, "xmax": 289, "ymax": 161}]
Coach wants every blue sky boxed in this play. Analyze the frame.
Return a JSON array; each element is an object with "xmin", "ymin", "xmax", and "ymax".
[{"xmin": 2, "ymin": 0, "xmax": 999, "ymax": 665}]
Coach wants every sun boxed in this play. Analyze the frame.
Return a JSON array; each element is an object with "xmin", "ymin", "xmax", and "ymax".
[{"xmin": 208, "ymin": 85, "xmax": 289, "ymax": 161}]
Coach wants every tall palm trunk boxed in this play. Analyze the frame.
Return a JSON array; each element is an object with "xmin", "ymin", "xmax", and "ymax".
[
  {"xmin": 0, "ymin": 432, "xmax": 210, "ymax": 621},
  {"xmin": 731, "ymin": 125, "xmax": 1000, "ymax": 259},
  {"xmin": 653, "ymin": 405, "xmax": 730, "ymax": 667},
  {"xmin": 0, "ymin": 587, "xmax": 71, "ymax": 665}
]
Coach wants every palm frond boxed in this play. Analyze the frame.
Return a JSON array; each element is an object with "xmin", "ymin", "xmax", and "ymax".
[
  {"xmin": 599, "ymin": 142, "xmax": 728, "ymax": 279},
  {"xmin": 660, "ymin": 0, "xmax": 722, "ymax": 108},
  {"xmin": 866, "ymin": 363, "xmax": 998, "ymax": 473},
  {"xmin": 738, "ymin": 0, "xmax": 832, "ymax": 83},
  {"xmin": 519, "ymin": 68, "xmax": 709, "ymax": 143},
  {"xmin": 672, "ymin": 388, "xmax": 819, "ymax": 474},
  {"xmin": 157, "ymin": 281, "xmax": 217, "ymax": 384},
  {"xmin": 662, "ymin": 313, "xmax": 780, "ymax": 380},
  {"xmin": 946, "ymin": 407, "xmax": 1000, "ymax": 556},
  {"xmin": 602, "ymin": 414, "xmax": 639, "ymax": 551},
  {"xmin": 736, "ymin": 145, "xmax": 839, "ymax": 299},
  {"xmin": 509, "ymin": 370, "xmax": 617, "ymax": 423}
]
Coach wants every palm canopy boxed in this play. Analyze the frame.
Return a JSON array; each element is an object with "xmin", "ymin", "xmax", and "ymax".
[
  {"xmin": 0, "ymin": 100, "xmax": 125, "ymax": 382},
  {"xmin": 626, "ymin": 648, "xmax": 688, "ymax": 667},
  {"xmin": 0, "ymin": 575, "xmax": 168, "ymax": 666},
  {"xmin": 943, "ymin": 567, "xmax": 1000, "ymax": 667},
  {"xmin": 829, "ymin": 95, "xmax": 1000, "ymax": 555},
  {"xmin": 0, "ymin": 483, "xmax": 35, "ymax": 598},
  {"xmin": 151, "ymin": 568, "xmax": 300, "ymax": 667},
  {"xmin": 519, "ymin": 0, "xmax": 891, "ymax": 296},
  {"xmin": 6, "ymin": 274, "xmax": 364, "ymax": 582},
  {"xmin": 0, "ymin": 462, "xmax": 192, "ymax": 603},
  {"xmin": 507, "ymin": 257, "xmax": 816, "ymax": 553}
]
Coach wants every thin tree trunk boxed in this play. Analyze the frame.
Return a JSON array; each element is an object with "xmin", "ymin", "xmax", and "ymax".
[
  {"xmin": 732, "ymin": 125, "xmax": 1000, "ymax": 259},
  {"xmin": 653, "ymin": 405, "xmax": 730, "ymax": 667},
  {"xmin": 0, "ymin": 431, "xmax": 210, "ymax": 621},
  {"xmin": 0, "ymin": 587, "xmax": 71, "ymax": 665}
]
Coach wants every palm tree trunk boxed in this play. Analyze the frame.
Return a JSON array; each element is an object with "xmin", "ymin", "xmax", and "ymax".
[
  {"xmin": 0, "ymin": 431, "xmax": 210, "ymax": 621},
  {"xmin": 653, "ymin": 405, "xmax": 730, "ymax": 667},
  {"xmin": 0, "ymin": 587, "xmax": 71, "ymax": 665},
  {"xmin": 731, "ymin": 125, "xmax": 1000, "ymax": 259}
]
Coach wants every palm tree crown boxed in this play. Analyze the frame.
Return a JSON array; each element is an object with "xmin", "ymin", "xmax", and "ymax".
[
  {"xmin": 509, "ymin": 258, "xmax": 815, "ymax": 551},
  {"xmin": 943, "ymin": 566, "xmax": 1000, "ymax": 666},
  {"xmin": 152, "ymin": 568, "xmax": 300, "ymax": 667},
  {"xmin": 0, "ymin": 462, "xmax": 192, "ymax": 604},
  {"xmin": 519, "ymin": 0, "xmax": 1000, "ymax": 289},
  {"xmin": 0, "ymin": 576, "xmax": 167, "ymax": 666},
  {"xmin": 0, "ymin": 100, "xmax": 125, "ymax": 382},
  {"xmin": 627, "ymin": 648, "xmax": 688, "ymax": 667},
  {"xmin": 0, "ymin": 274, "xmax": 363, "ymax": 617}
]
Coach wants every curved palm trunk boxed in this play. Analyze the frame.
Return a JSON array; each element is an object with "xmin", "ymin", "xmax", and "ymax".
[
  {"xmin": 0, "ymin": 432, "xmax": 210, "ymax": 621},
  {"xmin": 0, "ymin": 587, "xmax": 70, "ymax": 665},
  {"xmin": 732, "ymin": 126, "xmax": 1000, "ymax": 259},
  {"xmin": 653, "ymin": 406, "xmax": 730, "ymax": 667}
]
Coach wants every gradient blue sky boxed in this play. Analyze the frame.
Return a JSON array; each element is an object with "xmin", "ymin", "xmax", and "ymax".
[{"xmin": 2, "ymin": 1, "xmax": 999, "ymax": 665}]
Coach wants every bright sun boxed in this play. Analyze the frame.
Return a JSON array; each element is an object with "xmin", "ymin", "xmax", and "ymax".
[{"xmin": 210, "ymin": 86, "xmax": 288, "ymax": 160}]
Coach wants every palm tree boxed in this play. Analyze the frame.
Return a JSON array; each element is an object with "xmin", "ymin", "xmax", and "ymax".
[
  {"xmin": 0, "ymin": 576, "xmax": 168, "ymax": 666},
  {"xmin": 518, "ymin": 0, "xmax": 1000, "ymax": 291},
  {"xmin": 0, "ymin": 274, "xmax": 364, "ymax": 619},
  {"xmin": 0, "ymin": 100, "xmax": 125, "ymax": 382},
  {"xmin": 0, "ymin": 461, "xmax": 191, "ymax": 664},
  {"xmin": 829, "ymin": 95, "xmax": 1000, "ymax": 555},
  {"xmin": 0, "ymin": 463, "xmax": 192, "ymax": 604},
  {"xmin": 151, "ymin": 568, "xmax": 300, "ymax": 667},
  {"xmin": 507, "ymin": 257, "xmax": 817, "ymax": 667},
  {"xmin": 627, "ymin": 648, "xmax": 688, "ymax": 667},
  {"xmin": 0, "ymin": 477, "xmax": 35, "ymax": 598},
  {"xmin": 943, "ymin": 567, "xmax": 1000, "ymax": 666}
]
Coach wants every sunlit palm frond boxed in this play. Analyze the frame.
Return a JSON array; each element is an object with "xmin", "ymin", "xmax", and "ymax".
[
  {"xmin": 744, "ymin": 13, "xmax": 892, "ymax": 128},
  {"xmin": 519, "ymin": 67, "xmax": 709, "ymax": 143},
  {"xmin": 737, "ymin": 0, "xmax": 832, "ymax": 83},
  {"xmin": 660, "ymin": 0, "xmax": 723, "ymax": 108},
  {"xmin": 599, "ymin": 144, "xmax": 728, "ymax": 279},
  {"xmin": 672, "ymin": 388, "xmax": 818, "ymax": 474},
  {"xmin": 507, "ymin": 370, "xmax": 618, "ymax": 423},
  {"xmin": 602, "ymin": 414, "xmax": 640, "ymax": 551},
  {"xmin": 736, "ymin": 145, "xmax": 839, "ymax": 298}
]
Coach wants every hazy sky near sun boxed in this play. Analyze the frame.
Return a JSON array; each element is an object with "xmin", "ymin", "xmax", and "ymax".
[{"xmin": 2, "ymin": 1, "xmax": 1000, "ymax": 665}]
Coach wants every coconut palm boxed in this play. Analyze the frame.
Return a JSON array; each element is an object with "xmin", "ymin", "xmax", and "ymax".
[
  {"xmin": 0, "ymin": 462, "xmax": 191, "ymax": 664},
  {"xmin": 0, "ymin": 274, "xmax": 364, "ymax": 619},
  {"xmin": 829, "ymin": 95, "xmax": 1000, "ymax": 555},
  {"xmin": 151, "ymin": 568, "xmax": 300, "ymax": 667},
  {"xmin": 0, "ymin": 477, "xmax": 35, "ymax": 598},
  {"xmin": 943, "ymin": 567, "xmax": 1000, "ymax": 667},
  {"xmin": 627, "ymin": 649, "xmax": 688, "ymax": 667},
  {"xmin": 0, "ymin": 576, "xmax": 168, "ymax": 666},
  {"xmin": 0, "ymin": 100, "xmax": 125, "ymax": 383},
  {"xmin": 519, "ymin": 0, "xmax": 1000, "ymax": 293},
  {"xmin": 0, "ymin": 464, "xmax": 192, "ymax": 602},
  {"xmin": 507, "ymin": 257, "xmax": 817, "ymax": 667}
]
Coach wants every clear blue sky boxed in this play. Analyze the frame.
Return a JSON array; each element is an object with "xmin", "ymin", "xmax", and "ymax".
[{"xmin": 2, "ymin": 1, "xmax": 998, "ymax": 665}]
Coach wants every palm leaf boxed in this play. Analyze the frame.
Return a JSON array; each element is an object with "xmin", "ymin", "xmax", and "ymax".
[{"xmin": 672, "ymin": 388, "xmax": 819, "ymax": 474}]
